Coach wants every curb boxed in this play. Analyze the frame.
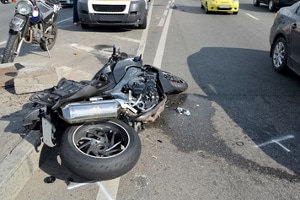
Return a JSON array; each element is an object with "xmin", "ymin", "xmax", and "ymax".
[{"xmin": 0, "ymin": 131, "xmax": 41, "ymax": 200}]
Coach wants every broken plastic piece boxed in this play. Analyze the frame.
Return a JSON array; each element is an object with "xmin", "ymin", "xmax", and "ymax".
[
  {"xmin": 176, "ymin": 107, "xmax": 190, "ymax": 116},
  {"xmin": 44, "ymin": 175, "xmax": 56, "ymax": 183}
]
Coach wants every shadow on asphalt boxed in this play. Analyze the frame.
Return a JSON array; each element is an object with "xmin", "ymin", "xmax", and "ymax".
[
  {"xmin": 145, "ymin": 47, "xmax": 300, "ymax": 183},
  {"xmin": 187, "ymin": 47, "xmax": 300, "ymax": 180}
]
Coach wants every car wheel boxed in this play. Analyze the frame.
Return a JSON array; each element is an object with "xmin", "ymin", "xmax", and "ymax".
[
  {"xmin": 81, "ymin": 23, "xmax": 90, "ymax": 29},
  {"xmin": 233, "ymin": 11, "xmax": 238, "ymax": 15},
  {"xmin": 253, "ymin": 0, "xmax": 260, "ymax": 6},
  {"xmin": 200, "ymin": 0, "xmax": 204, "ymax": 8},
  {"xmin": 271, "ymin": 37, "xmax": 288, "ymax": 73},
  {"xmin": 205, "ymin": 3, "xmax": 210, "ymax": 14},
  {"xmin": 139, "ymin": 14, "xmax": 147, "ymax": 29},
  {"xmin": 268, "ymin": 0, "xmax": 275, "ymax": 11}
]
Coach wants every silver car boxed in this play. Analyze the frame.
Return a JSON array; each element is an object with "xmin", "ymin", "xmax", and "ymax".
[
  {"xmin": 269, "ymin": 1, "xmax": 300, "ymax": 75},
  {"xmin": 78, "ymin": 0, "xmax": 148, "ymax": 29}
]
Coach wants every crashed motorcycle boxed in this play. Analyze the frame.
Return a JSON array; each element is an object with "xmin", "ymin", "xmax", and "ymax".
[
  {"xmin": 1, "ymin": 0, "xmax": 61, "ymax": 63},
  {"xmin": 23, "ymin": 46, "xmax": 188, "ymax": 180}
]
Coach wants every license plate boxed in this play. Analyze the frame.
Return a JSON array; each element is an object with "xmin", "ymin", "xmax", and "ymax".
[
  {"xmin": 9, "ymin": 16, "xmax": 25, "ymax": 30},
  {"xmin": 10, "ymin": 16, "xmax": 24, "ymax": 26},
  {"xmin": 218, "ymin": 5, "xmax": 231, "ymax": 9}
]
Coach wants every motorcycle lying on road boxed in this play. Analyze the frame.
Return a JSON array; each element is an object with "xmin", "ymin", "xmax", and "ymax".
[
  {"xmin": 1, "ymin": 0, "xmax": 61, "ymax": 63},
  {"xmin": 23, "ymin": 46, "xmax": 188, "ymax": 180}
]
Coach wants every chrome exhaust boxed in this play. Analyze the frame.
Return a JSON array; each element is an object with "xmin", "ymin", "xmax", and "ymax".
[{"xmin": 61, "ymin": 100, "xmax": 121, "ymax": 124}]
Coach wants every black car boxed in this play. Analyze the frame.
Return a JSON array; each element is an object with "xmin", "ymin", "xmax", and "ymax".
[
  {"xmin": 269, "ymin": 1, "xmax": 300, "ymax": 75},
  {"xmin": 253, "ymin": 0, "xmax": 299, "ymax": 11}
]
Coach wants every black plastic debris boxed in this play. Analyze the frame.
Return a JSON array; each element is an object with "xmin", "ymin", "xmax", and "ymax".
[{"xmin": 44, "ymin": 175, "xmax": 56, "ymax": 184}]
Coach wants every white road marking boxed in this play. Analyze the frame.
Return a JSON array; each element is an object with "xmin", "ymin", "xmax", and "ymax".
[
  {"xmin": 137, "ymin": 0, "xmax": 153, "ymax": 55},
  {"xmin": 255, "ymin": 135, "xmax": 294, "ymax": 152},
  {"xmin": 245, "ymin": 12, "xmax": 260, "ymax": 20},
  {"xmin": 152, "ymin": 0, "xmax": 174, "ymax": 68},
  {"xmin": 113, "ymin": 36, "xmax": 140, "ymax": 43},
  {"xmin": 56, "ymin": 17, "xmax": 73, "ymax": 24}
]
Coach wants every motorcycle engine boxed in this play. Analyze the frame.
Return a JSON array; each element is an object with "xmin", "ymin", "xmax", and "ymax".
[{"xmin": 122, "ymin": 71, "xmax": 160, "ymax": 113}]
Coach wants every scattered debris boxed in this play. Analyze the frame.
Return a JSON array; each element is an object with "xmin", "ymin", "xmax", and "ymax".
[
  {"xmin": 176, "ymin": 107, "xmax": 190, "ymax": 116},
  {"xmin": 44, "ymin": 175, "xmax": 56, "ymax": 183}
]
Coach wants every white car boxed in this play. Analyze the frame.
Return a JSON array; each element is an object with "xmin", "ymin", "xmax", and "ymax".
[{"xmin": 78, "ymin": 0, "xmax": 148, "ymax": 29}]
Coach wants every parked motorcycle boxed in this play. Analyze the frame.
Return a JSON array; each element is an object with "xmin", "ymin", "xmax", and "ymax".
[
  {"xmin": 1, "ymin": 0, "xmax": 61, "ymax": 63},
  {"xmin": 23, "ymin": 46, "xmax": 188, "ymax": 180}
]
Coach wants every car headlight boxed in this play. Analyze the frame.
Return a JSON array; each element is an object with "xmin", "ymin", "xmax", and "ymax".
[{"xmin": 16, "ymin": 0, "xmax": 34, "ymax": 15}]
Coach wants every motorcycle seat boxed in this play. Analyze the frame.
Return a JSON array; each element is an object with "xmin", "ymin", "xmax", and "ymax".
[{"xmin": 30, "ymin": 77, "xmax": 113, "ymax": 110}]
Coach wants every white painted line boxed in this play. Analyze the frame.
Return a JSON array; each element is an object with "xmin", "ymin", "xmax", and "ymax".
[
  {"xmin": 152, "ymin": 0, "xmax": 174, "ymax": 68},
  {"xmin": 97, "ymin": 182, "xmax": 114, "ymax": 200},
  {"xmin": 163, "ymin": 9, "xmax": 168, "ymax": 16},
  {"xmin": 245, "ymin": 12, "xmax": 259, "ymax": 20},
  {"xmin": 255, "ymin": 135, "xmax": 294, "ymax": 152},
  {"xmin": 137, "ymin": 0, "xmax": 153, "ymax": 55},
  {"xmin": 158, "ymin": 18, "xmax": 165, "ymax": 27},
  {"xmin": 114, "ymin": 36, "xmax": 140, "ymax": 43},
  {"xmin": 273, "ymin": 140, "xmax": 291, "ymax": 152},
  {"xmin": 56, "ymin": 17, "xmax": 73, "ymax": 24}
]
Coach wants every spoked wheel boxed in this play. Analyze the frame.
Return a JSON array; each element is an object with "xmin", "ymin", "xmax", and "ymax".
[
  {"xmin": 271, "ymin": 37, "xmax": 288, "ymax": 73},
  {"xmin": 162, "ymin": 71, "xmax": 188, "ymax": 94},
  {"xmin": 60, "ymin": 119, "xmax": 141, "ymax": 180},
  {"xmin": 40, "ymin": 23, "xmax": 58, "ymax": 51}
]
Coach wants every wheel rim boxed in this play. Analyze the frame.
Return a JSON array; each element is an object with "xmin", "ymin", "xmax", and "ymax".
[
  {"xmin": 273, "ymin": 41, "xmax": 285, "ymax": 68},
  {"xmin": 72, "ymin": 121, "xmax": 130, "ymax": 158},
  {"xmin": 44, "ymin": 25, "xmax": 57, "ymax": 46},
  {"xmin": 269, "ymin": 1, "xmax": 273, "ymax": 10}
]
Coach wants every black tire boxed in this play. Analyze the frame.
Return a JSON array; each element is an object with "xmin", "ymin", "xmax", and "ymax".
[
  {"xmin": 162, "ymin": 71, "xmax": 188, "ymax": 94},
  {"xmin": 60, "ymin": 119, "xmax": 141, "ymax": 181},
  {"xmin": 200, "ymin": 1, "xmax": 204, "ymax": 8},
  {"xmin": 1, "ymin": 32, "xmax": 21, "ymax": 63},
  {"xmin": 253, "ymin": 0, "xmax": 260, "ymax": 6},
  {"xmin": 139, "ymin": 14, "xmax": 147, "ymax": 29},
  {"xmin": 81, "ymin": 23, "xmax": 90, "ymax": 29},
  {"xmin": 271, "ymin": 37, "xmax": 288, "ymax": 73},
  {"xmin": 268, "ymin": 0, "xmax": 275, "ymax": 12},
  {"xmin": 40, "ymin": 23, "xmax": 58, "ymax": 51},
  {"xmin": 205, "ymin": 3, "xmax": 210, "ymax": 14}
]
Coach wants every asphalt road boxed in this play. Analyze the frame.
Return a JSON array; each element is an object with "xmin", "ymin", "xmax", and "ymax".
[{"xmin": 1, "ymin": 0, "xmax": 300, "ymax": 199}]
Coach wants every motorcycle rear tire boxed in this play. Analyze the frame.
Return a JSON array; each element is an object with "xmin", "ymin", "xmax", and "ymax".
[
  {"xmin": 60, "ymin": 119, "xmax": 141, "ymax": 181},
  {"xmin": 162, "ymin": 71, "xmax": 188, "ymax": 94},
  {"xmin": 1, "ymin": 32, "xmax": 21, "ymax": 63},
  {"xmin": 40, "ymin": 23, "xmax": 58, "ymax": 51}
]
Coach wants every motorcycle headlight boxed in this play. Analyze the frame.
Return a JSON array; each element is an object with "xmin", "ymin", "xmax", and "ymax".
[{"xmin": 16, "ymin": 0, "xmax": 34, "ymax": 15}]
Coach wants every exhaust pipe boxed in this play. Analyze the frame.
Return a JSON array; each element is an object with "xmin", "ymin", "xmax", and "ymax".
[{"xmin": 61, "ymin": 100, "xmax": 120, "ymax": 124}]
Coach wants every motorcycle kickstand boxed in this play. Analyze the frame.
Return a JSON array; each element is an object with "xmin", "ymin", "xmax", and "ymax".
[{"xmin": 46, "ymin": 44, "xmax": 51, "ymax": 58}]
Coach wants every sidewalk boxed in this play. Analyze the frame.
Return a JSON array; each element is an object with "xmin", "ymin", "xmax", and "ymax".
[
  {"xmin": 0, "ymin": 62, "xmax": 42, "ymax": 200},
  {"xmin": 0, "ymin": 62, "xmax": 119, "ymax": 200}
]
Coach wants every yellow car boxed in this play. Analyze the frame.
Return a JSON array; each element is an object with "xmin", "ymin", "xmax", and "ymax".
[{"xmin": 200, "ymin": 0, "xmax": 239, "ymax": 14}]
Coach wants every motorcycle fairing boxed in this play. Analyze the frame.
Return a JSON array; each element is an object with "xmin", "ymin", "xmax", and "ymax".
[
  {"xmin": 111, "ymin": 58, "xmax": 176, "ymax": 94},
  {"xmin": 112, "ymin": 58, "xmax": 143, "ymax": 83}
]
